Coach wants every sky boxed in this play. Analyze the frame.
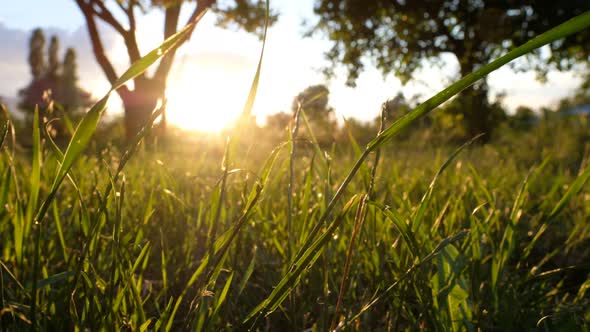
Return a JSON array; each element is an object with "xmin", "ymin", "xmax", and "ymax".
[{"xmin": 0, "ymin": 0, "xmax": 584, "ymax": 131}]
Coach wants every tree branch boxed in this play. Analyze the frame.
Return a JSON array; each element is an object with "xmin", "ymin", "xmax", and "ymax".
[
  {"xmin": 88, "ymin": 0, "xmax": 128, "ymax": 36},
  {"xmin": 75, "ymin": 0, "xmax": 129, "ymax": 95},
  {"xmin": 122, "ymin": 1, "xmax": 142, "ymax": 63},
  {"xmin": 86, "ymin": 0, "xmax": 142, "ymax": 66}
]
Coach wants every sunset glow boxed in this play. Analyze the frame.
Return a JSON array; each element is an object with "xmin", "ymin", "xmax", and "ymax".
[{"xmin": 165, "ymin": 61, "xmax": 252, "ymax": 132}]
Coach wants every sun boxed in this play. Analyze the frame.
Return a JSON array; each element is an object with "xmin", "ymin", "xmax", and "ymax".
[{"xmin": 165, "ymin": 60, "xmax": 253, "ymax": 133}]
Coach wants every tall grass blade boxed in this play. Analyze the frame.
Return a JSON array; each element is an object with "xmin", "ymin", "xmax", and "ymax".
[
  {"xmin": 239, "ymin": 0, "xmax": 269, "ymax": 119},
  {"xmin": 26, "ymin": 107, "xmax": 42, "ymax": 230}
]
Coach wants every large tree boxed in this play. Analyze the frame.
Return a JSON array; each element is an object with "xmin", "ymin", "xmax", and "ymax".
[
  {"xmin": 74, "ymin": 0, "xmax": 275, "ymax": 139},
  {"xmin": 310, "ymin": 0, "xmax": 590, "ymax": 139}
]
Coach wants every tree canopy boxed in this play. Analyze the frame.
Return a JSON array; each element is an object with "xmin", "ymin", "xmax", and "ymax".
[
  {"xmin": 292, "ymin": 84, "xmax": 337, "ymax": 146},
  {"xmin": 292, "ymin": 84, "xmax": 333, "ymax": 120},
  {"xmin": 309, "ymin": 1, "xmax": 590, "ymax": 139},
  {"xmin": 311, "ymin": 0, "xmax": 590, "ymax": 85}
]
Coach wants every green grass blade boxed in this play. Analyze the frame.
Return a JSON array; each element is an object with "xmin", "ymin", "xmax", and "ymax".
[
  {"xmin": 112, "ymin": 23, "xmax": 198, "ymax": 90},
  {"xmin": 26, "ymin": 107, "xmax": 42, "ymax": 227},
  {"xmin": 236, "ymin": 247, "xmax": 257, "ymax": 298},
  {"xmin": 239, "ymin": 0, "xmax": 269, "ymax": 119},
  {"xmin": 210, "ymin": 272, "xmax": 234, "ymax": 322},
  {"xmin": 548, "ymin": 164, "xmax": 590, "ymax": 221},
  {"xmin": 48, "ymin": 95, "xmax": 107, "ymax": 195},
  {"xmin": 369, "ymin": 200, "xmax": 420, "ymax": 258}
]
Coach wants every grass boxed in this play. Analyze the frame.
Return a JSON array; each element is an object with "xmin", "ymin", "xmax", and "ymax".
[
  {"xmin": 1, "ymin": 124, "xmax": 590, "ymax": 330},
  {"xmin": 1, "ymin": 7, "xmax": 590, "ymax": 331}
]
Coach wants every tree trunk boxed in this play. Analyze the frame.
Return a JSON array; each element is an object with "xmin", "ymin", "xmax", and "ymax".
[
  {"xmin": 119, "ymin": 78, "xmax": 164, "ymax": 140},
  {"xmin": 459, "ymin": 61, "xmax": 492, "ymax": 142}
]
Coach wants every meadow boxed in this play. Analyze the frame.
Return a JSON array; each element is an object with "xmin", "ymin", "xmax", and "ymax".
[{"xmin": 1, "ymin": 8, "xmax": 590, "ymax": 332}]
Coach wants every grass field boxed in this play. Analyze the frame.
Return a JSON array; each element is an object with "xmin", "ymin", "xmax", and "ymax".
[
  {"xmin": 1, "ymin": 9, "xmax": 590, "ymax": 331},
  {"xmin": 1, "ymin": 111, "xmax": 589, "ymax": 331}
]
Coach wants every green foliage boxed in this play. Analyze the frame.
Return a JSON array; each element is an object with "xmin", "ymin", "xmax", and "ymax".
[
  {"xmin": 310, "ymin": 0, "xmax": 590, "ymax": 137},
  {"xmin": 311, "ymin": 0, "xmax": 590, "ymax": 85}
]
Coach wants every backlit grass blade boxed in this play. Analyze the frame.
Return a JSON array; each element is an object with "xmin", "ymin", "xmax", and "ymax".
[
  {"xmin": 547, "ymin": 163, "xmax": 590, "ymax": 221},
  {"xmin": 209, "ymin": 271, "xmax": 234, "ymax": 323},
  {"xmin": 236, "ymin": 247, "xmax": 257, "ymax": 298},
  {"xmin": 111, "ymin": 12, "xmax": 208, "ymax": 90},
  {"xmin": 491, "ymin": 169, "xmax": 533, "ymax": 293},
  {"xmin": 300, "ymin": 110, "xmax": 331, "ymax": 170},
  {"xmin": 51, "ymin": 200, "xmax": 68, "ymax": 261},
  {"xmin": 26, "ymin": 107, "xmax": 42, "ymax": 229},
  {"xmin": 239, "ymin": 0, "xmax": 269, "ymax": 119},
  {"xmin": 49, "ymin": 95, "xmax": 108, "ymax": 196},
  {"xmin": 369, "ymin": 200, "xmax": 420, "ymax": 258}
]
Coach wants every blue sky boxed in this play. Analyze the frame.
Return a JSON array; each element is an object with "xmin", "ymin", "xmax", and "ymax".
[{"xmin": 0, "ymin": 0, "xmax": 583, "ymax": 130}]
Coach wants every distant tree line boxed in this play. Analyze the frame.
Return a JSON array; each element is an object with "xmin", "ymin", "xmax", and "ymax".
[{"xmin": 264, "ymin": 77, "xmax": 590, "ymax": 148}]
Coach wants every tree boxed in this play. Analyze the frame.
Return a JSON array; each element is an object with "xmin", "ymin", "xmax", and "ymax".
[
  {"xmin": 381, "ymin": 92, "xmax": 430, "ymax": 139},
  {"xmin": 20, "ymin": 29, "xmax": 53, "ymax": 113},
  {"xmin": 265, "ymin": 111, "xmax": 291, "ymax": 130},
  {"xmin": 28, "ymin": 28, "xmax": 46, "ymax": 81},
  {"xmin": 382, "ymin": 92, "xmax": 409, "ymax": 120},
  {"xmin": 74, "ymin": 0, "xmax": 276, "ymax": 140},
  {"xmin": 19, "ymin": 29, "xmax": 93, "ymax": 137},
  {"xmin": 48, "ymin": 36, "xmax": 60, "ymax": 80},
  {"xmin": 59, "ymin": 48, "xmax": 94, "ymax": 112},
  {"xmin": 292, "ymin": 84, "xmax": 337, "ymax": 145},
  {"xmin": 292, "ymin": 84, "xmax": 333, "ymax": 120},
  {"xmin": 511, "ymin": 105, "xmax": 537, "ymax": 130},
  {"xmin": 310, "ymin": 0, "xmax": 590, "ymax": 139}
]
